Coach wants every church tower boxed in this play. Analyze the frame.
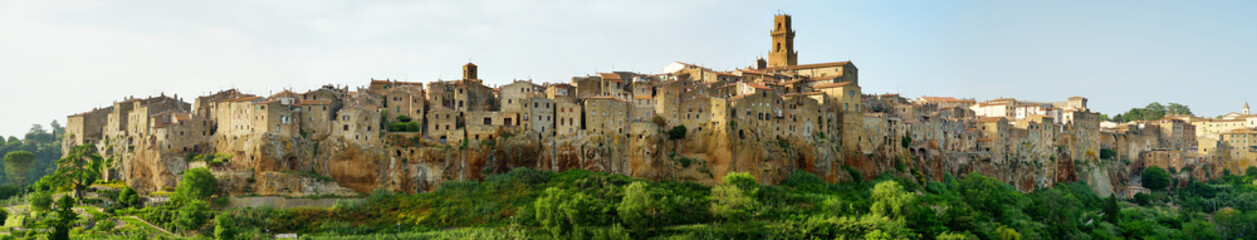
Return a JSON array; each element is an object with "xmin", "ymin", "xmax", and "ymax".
[
  {"xmin": 1245, "ymin": 102, "xmax": 1250, "ymax": 115},
  {"xmin": 463, "ymin": 62, "xmax": 478, "ymax": 80},
  {"xmin": 768, "ymin": 14, "xmax": 798, "ymax": 68}
]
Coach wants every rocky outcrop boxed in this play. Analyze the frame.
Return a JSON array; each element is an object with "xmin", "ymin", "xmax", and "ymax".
[{"xmin": 110, "ymin": 120, "xmax": 1132, "ymax": 197}]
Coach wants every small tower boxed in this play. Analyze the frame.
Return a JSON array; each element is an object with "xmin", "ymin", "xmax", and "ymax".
[
  {"xmin": 462, "ymin": 62, "xmax": 478, "ymax": 80},
  {"xmin": 768, "ymin": 14, "xmax": 798, "ymax": 68},
  {"xmin": 1245, "ymin": 102, "xmax": 1250, "ymax": 115}
]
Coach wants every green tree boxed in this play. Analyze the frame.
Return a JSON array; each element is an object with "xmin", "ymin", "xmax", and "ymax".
[
  {"xmin": 0, "ymin": 208, "xmax": 7, "ymax": 226},
  {"xmin": 176, "ymin": 167, "xmax": 218, "ymax": 202},
  {"xmin": 175, "ymin": 200, "xmax": 211, "ymax": 233},
  {"xmin": 118, "ymin": 186, "xmax": 140, "ymax": 208},
  {"xmin": 3, "ymin": 151, "xmax": 35, "ymax": 188},
  {"xmin": 710, "ymin": 172, "xmax": 758, "ymax": 223},
  {"xmin": 1181, "ymin": 220, "xmax": 1221, "ymax": 240},
  {"xmin": 871, "ymin": 181, "xmax": 914, "ymax": 220},
  {"xmin": 55, "ymin": 144, "xmax": 104, "ymax": 201},
  {"xmin": 30, "ymin": 190, "xmax": 53, "ymax": 211},
  {"xmin": 533, "ymin": 187, "xmax": 608, "ymax": 238},
  {"xmin": 937, "ymin": 231, "xmax": 979, "ymax": 240},
  {"xmin": 214, "ymin": 213, "xmax": 236, "ymax": 240},
  {"xmin": 1246, "ymin": 166, "xmax": 1257, "ymax": 176},
  {"xmin": 1141, "ymin": 166, "xmax": 1170, "ymax": 190},
  {"xmin": 1103, "ymin": 195, "xmax": 1119, "ymax": 223},
  {"xmin": 50, "ymin": 195, "xmax": 77, "ymax": 240},
  {"xmin": 618, "ymin": 181, "xmax": 669, "ymax": 234}
]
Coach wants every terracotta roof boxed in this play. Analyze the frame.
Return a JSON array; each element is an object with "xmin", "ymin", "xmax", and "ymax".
[
  {"xmin": 813, "ymin": 82, "xmax": 853, "ymax": 89},
  {"xmin": 760, "ymin": 61, "xmax": 851, "ymax": 71},
  {"xmin": 743, "ymin": 82, "xmax": 771, "ymax": 90},
  {"xmin": 919, "ymin": 96, "xmax": 961, "ymax": 102},
  {"xmin": 976, "ymin": 117, "xmax": 1004, "ymax": 123},
  {"xmin": 226, "ymin": 96, "xmax": 261, "ymax": 102},
  {"xmin": 253, "ymin": 100, "xmax": 279, "ymax": 105},
  {"xmin": 633, "ymin": 95, "xmax": 653, "ymax": 100},
  {"xmin": 297, "ymin": 100, "xmax": 331, "ymax": 105},
  {"xmin": 600, "ymin": 73, "xmax": 623, "ymax": 82},
  {"xmin": 175, "ymin": 113, "xmax": 192, "ymax": 121}
]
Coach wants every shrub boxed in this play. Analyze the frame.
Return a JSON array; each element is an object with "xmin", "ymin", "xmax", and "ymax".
[
  {"xmin": 667, "ymin": 126, "xmax": 687, "ymax": 140},
  {"xmin": 30, "ymin": 190, "xmax": 53, "ymax": 211},
  {"xmin": 175, "ymin": 200, "xmax": 211, "ymax": 233},
  {"xmin": 214, "ymin": 213, "xmax": 236, "ymax": 240},
  {"xmin": 176, "ymin": 168, "xmax": 218, "ymax": 202},
  {"xmin": 1141, "ymin": 166, "xmax": 1170, "ymax": 190},
  {"xmin": 95, "ymin": 218, "xmax": 115, "ymax": 232},
  {"xmin": 118, "ymin": 186, "xmax": 140, "ymax": 208}
]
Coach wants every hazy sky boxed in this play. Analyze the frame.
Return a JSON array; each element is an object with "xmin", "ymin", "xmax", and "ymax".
[{"xmin": 2, "ymin": 0, "xmax": 1256, "ymax": 138}]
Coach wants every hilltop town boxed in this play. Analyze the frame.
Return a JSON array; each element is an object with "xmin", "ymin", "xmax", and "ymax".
[{"xmin": 60, "ymin": 15, "xmax": 1248, "ymax": 198}]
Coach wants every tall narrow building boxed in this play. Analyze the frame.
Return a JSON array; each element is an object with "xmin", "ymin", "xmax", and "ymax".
[{"xmin": 768, "ymin": 14, "xmax": 798, "ymax": 68}]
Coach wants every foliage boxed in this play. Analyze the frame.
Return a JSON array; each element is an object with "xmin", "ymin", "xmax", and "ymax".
[
  {"xmin": 55, "ymin": 144, "xmax": 104, "ymax": 201},
  {"xmin": 1110, "ymin": 102, "xmax": 1192, "ymax": 122},
  {"xmin": 175, "ymin": 200, "xmax": 211, "ymax": 233},
  {"xmin": 175, "ymin": 167, "xmax": 218, "ymax": 202},
  {"xmin": 188, "ymin": 166, "xmax": 1257, "ymax": 239},
  {"xmin": 214, "ymin": 213, "xmax": 236, "ymax": 240},
  {"xmin": 870, "ymin": 181, "xmax": 913, "ymax": 219},
  {"xmin": 3, "ymin": 151, "xmax": 35, "ymax": 187},
  {"xmin": 30, "ymin": 190, "xmax": 53, "ymax": 211},
  {"xmin": 0, "ymin": 122, "xmax": 63, "ymax": 189},
  {"xmin": 51, "ymin": 195, "xmax": 77, "ymax": 240},
  {"xmin": 667, "ymin": 125, "xmax": 687, "ymax": 140},
  {"xmin": 1142, "ymin": 166, "xmax": 1170, "ymax": 190},
  {"xmin": 118, "ymin": 186, "xmax": 140, "ymax": 208},
  {"xmin": 1100, "ymin": 148, "xmax": 1117, "ymax": 160}
]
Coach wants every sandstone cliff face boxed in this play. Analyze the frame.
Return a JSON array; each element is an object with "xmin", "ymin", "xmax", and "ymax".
[{"xmin": 112, "ymin": 121, "xmax": 1130, "ymax": 197}]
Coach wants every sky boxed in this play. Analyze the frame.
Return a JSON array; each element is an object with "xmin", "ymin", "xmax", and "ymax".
[{"xmin": 2, "ymin": 0, "xmax": 1256, "ymax": 138}]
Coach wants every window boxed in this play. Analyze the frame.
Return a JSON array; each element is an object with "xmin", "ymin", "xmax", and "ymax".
[{"xmin": 484, "ymin": 118, "xmax": 492, "ymax": 125}]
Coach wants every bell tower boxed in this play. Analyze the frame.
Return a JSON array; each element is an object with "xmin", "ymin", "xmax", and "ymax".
[
  {"xmin": 462, "ymin": 62, "xmax": 478, "ymax": 80},
  {"xmin": 768, "ymin": 14, "xmax": 797, "ymax": 68}
]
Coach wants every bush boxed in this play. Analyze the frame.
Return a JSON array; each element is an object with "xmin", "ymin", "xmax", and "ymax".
[
  {"xmin": 30, "ymin": 190, "xmax": 53, "ymax": 211},
  {"xmin": 175, "ymin": 200, "xmax": 211, "ymax": 233},
  {"xmin": 214, "ymin": 213, "xmax": 236, "ymax": 240},
  {"xmin": 176, "ymin": 168, "xmax": 218, "ymax": 202},
  {"xmin": 1247, "ymin": 166, "xmax": 1257, "ymax": 176},
  {"xmin": 667, "ymin": 126, "xmax": 687, "ymax": 140},
  {"xmin": 95, "ymin": 218, "xmax": 115, "ymax": 232},
  {"xmin": 1141, "ymin": 166, "xmax": 1170, "ymax": 190},
  {"xmin": 118, "ymin": 186, "xmax": 140, "ymax": 208}
]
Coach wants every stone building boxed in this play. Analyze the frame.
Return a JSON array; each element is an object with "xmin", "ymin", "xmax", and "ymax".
[{"xmin": 582, "ymin": 96, "xmax": 629, "ymax": 136}]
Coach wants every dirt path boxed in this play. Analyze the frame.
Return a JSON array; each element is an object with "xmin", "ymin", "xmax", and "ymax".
[{"xmin": 124, "ymin": 214, "xmax": 175, "ymax": 234}]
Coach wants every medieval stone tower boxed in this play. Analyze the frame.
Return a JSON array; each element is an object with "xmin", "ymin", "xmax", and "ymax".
[
  {"xmin": 463, "ymin": 62, "xmax": 478, "ymax": 80},
  {"xmin": 768, "ymin": 14, "xmax": 798, "ymax": 68}
]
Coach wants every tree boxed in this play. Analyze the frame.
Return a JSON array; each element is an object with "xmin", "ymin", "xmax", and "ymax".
[
  {"xmin": 214, "ymin": 213, "xmax": 236, "ymax": 240},
  {"xmin": 1141, "ymin": 166, "xmax": 1170, "ymax": 190},
  {"xmin": 55, "ymin": 144, "xmax": 104, "ymax": 201},
  {"xmin": 1246, "ymin": 166, "xmax": 1257, "ymax": 176},
  {"xmin": 3, "ymin": 151, "xmax": 35, "ymax": 188},
  {"xmin": 871, "ymin": 181, "xmax": 914, "ymax": 220},
  {"xmin": 618, "ymin": 181, "xmax": 671, "ymax": 234},
  {"xmin": 118, "ymin": 186, "xmax": 140, "ymax": 208},
  {"xmin": 0, "ymin": 208, "xmax": 7, "ymax": 226},
  {"xmin": 533, "ymin": 187, "xmax": 609, "ymax": 238},
  {"xmin": 176, "ymin": 167, "xmax": 218, "ymax": 202},
  {"xmin": 1103, "ymin": 195, "xmax": 1119, "ymax": 223},
  {"xmin": 30, "ymin": 190, "xmax": 53, "ymax": 211},
  {"xmin": 50, "ymin": 195, "xmax": 77, "ymax": 240},
  {"xmin": 710, "ymin": 172, "xmax": 758, "ymax": 223},
  {"xmin": 175, "ymin": 200, "xmax": 211, "ymax": 233}
]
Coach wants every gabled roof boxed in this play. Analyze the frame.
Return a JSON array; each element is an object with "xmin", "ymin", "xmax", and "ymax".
[
  {"xmin": 600, "ymin": 73, "xmax": 623, "ymax": 82},
  {"xmin": 742, "ymin": 82, "xmax": 771, "ymax": 90},
  {"xmin": 813, "ymin": 82, "xmax": 853, "ymax": 89},
  {"xmin": 760, "ymin": 61, "xmax": 852, "ymax": 71}
]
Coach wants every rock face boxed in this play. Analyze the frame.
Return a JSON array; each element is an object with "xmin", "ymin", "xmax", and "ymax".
[{"xmin": 108, "ymin": 120, "xmax": 1128, "ymax": 196}]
